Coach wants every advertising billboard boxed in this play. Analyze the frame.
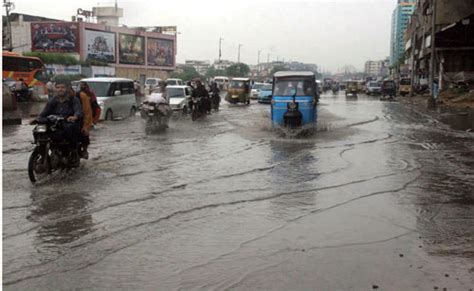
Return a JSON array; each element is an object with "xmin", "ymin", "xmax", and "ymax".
[
  {"xmin": 85, "ymin": 30, "xmax": 116, "ymax": 63},
  {"xmin": 147, "ymin": 38, "xmax": 174, "ymax": 67},
  {"xmin": 119, "ymin": 34, "xmax": 145, "ymax": 65},
  {"xmin": 31, "ymin": 22, "xmax": 79, "ymax": 53}
]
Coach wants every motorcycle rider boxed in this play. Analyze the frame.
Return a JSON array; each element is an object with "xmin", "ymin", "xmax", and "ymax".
[
  {"xmin": 209, "ymin": 81, "xmax": 220, "ymax": 109},
  {"xmin": 34, "ymin": 78, "xmax": 83, "ymax": 164},
  {"xmin": 189, "ymin": 80, "xmax": 211, "ymax": 114}
]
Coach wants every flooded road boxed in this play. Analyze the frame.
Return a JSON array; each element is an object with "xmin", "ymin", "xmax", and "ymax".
[{"xmin": 3, "ymin": 93, "xmax": 474, "ymax": 290}]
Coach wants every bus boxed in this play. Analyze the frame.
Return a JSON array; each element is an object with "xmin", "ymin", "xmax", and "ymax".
[{"xmin": 2, "ymin": 51, "xmax": 49, "ymax": 99}]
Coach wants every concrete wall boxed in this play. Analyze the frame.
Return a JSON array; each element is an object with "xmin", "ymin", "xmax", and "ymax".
[
  {"xmin": 10, "ymin": 17, "xmax": 32, "ymax": 54},
  {"xmin": 115, "ymin": 67, "xmax": 169, "ymax": 81},
  {"xmin": 437, "ymin": 0, "xmax": 474, "ymax": 25}
]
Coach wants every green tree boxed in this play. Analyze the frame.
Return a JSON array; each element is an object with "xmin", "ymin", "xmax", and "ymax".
[
  {"xmin": 225, "ymin": 63, "xmax": 250, "ymax": 77},
  {"xmin": 170, "ymin": 66, "xmax": 202, "ymax": 81},
  {"xmin": 205, "ymin": 66, "xmax": 226, "ymax": 79}
]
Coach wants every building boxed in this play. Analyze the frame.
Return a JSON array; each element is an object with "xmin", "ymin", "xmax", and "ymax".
[
  {"xmin": 2, "ymin": 6, "xmax": 177, "ymax": 81},
  {"xmin": 404, "ymin": 0, "xmax": 474, "ymax": 91},
  {"xmin": 2, "ymin": 13, "xmax": 60, "ymax": 53},
  {"xmin": 364, "ymin": 58, "xmax": 390, "ymax": 77},
  {"xmin": 390, "ymin": 1, "xmax": 416, "ymax": 66},
  {"xmin": 185, "ymin": 60, "xmax": 210, "ymax": 75},
  {"xmin": 213, "ymin": 59, "xmax": 234, "ymax": 71}
]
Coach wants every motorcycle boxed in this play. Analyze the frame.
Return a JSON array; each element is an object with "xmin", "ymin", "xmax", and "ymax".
[
  {"xmin": 210, "ymin": 92, "xmax": 220, "ymax": 111},
  {"xmin": 191, "ymin": 96, "xmax": 209, "ymax": 121},
  {"xmin": 140, "ymin": 101, "xmax": 171, "ymax": 133},
  {"xmin": 28, "ymin": 115, "xmax": 81, "ymax": 184}
]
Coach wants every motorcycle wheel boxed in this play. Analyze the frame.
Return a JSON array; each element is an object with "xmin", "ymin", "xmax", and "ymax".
[{"xmin": 28, "ymin": 148, "xmax": 49, "ymax": 184}]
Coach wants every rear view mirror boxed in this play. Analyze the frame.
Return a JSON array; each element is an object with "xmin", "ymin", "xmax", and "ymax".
[{"xmin": 114, "ymin": 90, "xmax": 121, "ymax": 96}]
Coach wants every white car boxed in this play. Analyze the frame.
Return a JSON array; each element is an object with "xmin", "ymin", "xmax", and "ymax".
[
  {"xmin": 145, "ymin": 78, "xmax": 162, "ymax": 92},
  {"xmin": 81, "ymin": 77, "xmax": 138, "ymax": 120},
  {"xmin": 166, "ymin": 78, "xmax": 183, "ymax": 86},
  {"xmin": 250, "ymin": 82, "xmax": 265, "ymax": 99},
  {"xmin": 166, "ymin": 85, "xmax": 193, "ymax": 112}
]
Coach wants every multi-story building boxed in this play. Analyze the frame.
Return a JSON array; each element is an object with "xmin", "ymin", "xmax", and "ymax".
[
  {"xmin": 404, "ymin": 0, "xmax": 474, "ymax": 91},
  {"xmin": 390, "ymin": 0, "xmax": 416, "ymax": 66},
  {"xmin": 213, "ymin": 59, "xmax": 234, "ymax": 71},
  {"xmin": 364, "ymin": 58, "xmax": 390, "ymax": 77},
  {"xmin": 2, "ymin": 6, "xmax": 177, "ymax": 81},
  {"xmin": 184, "ymin": 60, "xmax": 210, "ymax": 75}
]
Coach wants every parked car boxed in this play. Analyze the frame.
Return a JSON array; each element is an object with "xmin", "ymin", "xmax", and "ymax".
[
  {"xmin": 250, "ymin": 82, "xmax": 265, "ymax": 99},
  {"xmin": 166, "ymin": 78, "xmax": 183, "ymax": 86},
  {"xmin": 257, "ymin": 84, "xmax": 273, "ymax": 104},
  {"xmin": 166, "ymin": 85, "xmax": 193, "ymax": 113},
  {"xmin": 366, "ymin": 81, "xmax": 382, "ymax": 95},
  {"xmin": 81, "ymin": 77, "xmax": 138, "ymax": 120},
  {"xmin": 145, "ymin": 78, "xmax": 162, "ymax": 92}
]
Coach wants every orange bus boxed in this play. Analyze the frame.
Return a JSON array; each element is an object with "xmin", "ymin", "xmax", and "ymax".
[{"xmin": 2, "ymin": 51, "xmax": 49, "ymax": 99}]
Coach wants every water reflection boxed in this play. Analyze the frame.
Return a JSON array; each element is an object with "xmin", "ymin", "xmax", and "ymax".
[
  {"xmin": 29, "ymin": 190, "xmax": 94, "ymax": 252},
  {"xmin": 268, "ymin": 140, "xmax": 318, "ymax": 216}
]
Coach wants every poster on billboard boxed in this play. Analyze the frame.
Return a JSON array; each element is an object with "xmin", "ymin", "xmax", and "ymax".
[
  {"xmin": 119, "ymin": 34, "xmax": 145, "ymax": 65},
  {"xmin": 85, "ymin": 30, "xmax": 116, "ymax": 63},
  {"xmin": 31, "ymin": 22, "xmax": 79, "ymax": 53},
  {"xmin": 147, "ymin": 38, "xmax": 174, "ymax": 67}
]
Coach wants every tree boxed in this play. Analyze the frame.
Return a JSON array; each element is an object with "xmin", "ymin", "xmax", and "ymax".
[
  {"xmin": 205, "ymin": 66, "xmax": 226, "ymax": 79},
  {"xmin": 225, "ymin": 63, "xmax": 250, "ymax": 77},
  {"xmin": 170, "ymin": 66, "xmax": 202, "ymax": 81}
]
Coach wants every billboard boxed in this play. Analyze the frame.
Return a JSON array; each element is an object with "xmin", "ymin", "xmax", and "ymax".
[
  {"xmin": 31, "ymin": 22, "xmax": 79, "ymax": 53},
  {"xmin": 85, "ymin": 30, "xmax": 116, "ymax": 63},
  {"xmin": 147, "ymin": 38, "xmax": 174, "ymax": 67},
  {"xmin": 119, "ymin": 34, "xmax": 145, "ymax": 65}
]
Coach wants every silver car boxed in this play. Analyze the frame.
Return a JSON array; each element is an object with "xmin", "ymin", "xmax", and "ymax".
[{"xmin": 81, "ymin": 77, "xmax": 138, "ymax": 120}]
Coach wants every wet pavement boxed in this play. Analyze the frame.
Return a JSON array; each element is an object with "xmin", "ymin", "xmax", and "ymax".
[{"xmin": 3, "ymin": 92, "xmax": 474, "ymax": 290}]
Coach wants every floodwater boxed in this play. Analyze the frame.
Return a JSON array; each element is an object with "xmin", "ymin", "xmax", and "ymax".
[{"xmin": 3, "ymin": 92, "xmax": 474, "ymax": 290}]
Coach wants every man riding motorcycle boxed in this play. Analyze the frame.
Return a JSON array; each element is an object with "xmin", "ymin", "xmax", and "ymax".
[
  {"xmin": 189, "ymin": 80, "xmax": 211, "ymax": 114},
  {"xmin": 32, "ymin": 78, "xmax": 83, "ymax": 164}
]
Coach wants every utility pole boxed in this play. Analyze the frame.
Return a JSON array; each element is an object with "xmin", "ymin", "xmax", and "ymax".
[
  {"xmin": 3, "ymin": 0, "xmax": 15, "ymax": 51},
  {"xmin": 429, "ymin": 0, "xmax": 437, "ymax": 108},
  {"xmin": 257, "ymin": 50, "xmax": 261, "ymax": 75},
  {"xmin": 267, "ymin": 53, "xmax": 270, "ymax": 64},
  {"xmin": 237, "ymin": 44, "xmax": 242, "ymax": 63},
  {"xmin": 219, "ymin": 37, "xmax": 223, "ymax": 64}
]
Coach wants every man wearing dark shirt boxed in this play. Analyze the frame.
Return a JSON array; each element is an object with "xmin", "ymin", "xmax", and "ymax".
[{"xmin": 37, "ymin": 78, "xmax": 83, "ymax": 155}]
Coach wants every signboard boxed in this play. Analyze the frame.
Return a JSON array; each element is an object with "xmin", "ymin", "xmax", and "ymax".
[
  {"xmin": 147, "ymin": 38, "xmax": 174, "ymax": 67},
  {"xmin": 31, "ymin": 22, "xmax": 79, "ymax": 53},
  {"xmin": 85, "ymin": 30, "xmax": 116, "ymax": 63},
  {"xmin": 118, "ymin": 34, "xmax": 145, "ymax": 65},
  {"xmin": 45, "ymin": 64, "xmax": 81, "ymax": 75}
]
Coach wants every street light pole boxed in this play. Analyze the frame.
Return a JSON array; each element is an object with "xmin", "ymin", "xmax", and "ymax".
[
  {"xmin": 219, "ymin": 37, "xmax": 223, "ymax": 64},
  {"xmin": 238, "ymin": 44, "xmax": 242, "ymax": 64},
  {"xmin": 267, "ymin": 53, "xmax": 270, "ymax": 64}
]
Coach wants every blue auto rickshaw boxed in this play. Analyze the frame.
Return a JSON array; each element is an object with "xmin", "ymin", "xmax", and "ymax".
[{"xmin": 271, "ymin": 71, "xmax": 318, "ymax": 129}]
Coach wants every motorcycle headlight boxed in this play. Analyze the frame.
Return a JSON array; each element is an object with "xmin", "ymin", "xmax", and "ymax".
[
  {"xmin": 289, "ymin": 102, "xmax": 297, "ymax": 109},
  {"xmin": 36, "ymin": 124, "xmax": 47, "ymax": 133},
  {"xmin": 148, "ymin": 105, "xmax": 155, "ymax": 110}
]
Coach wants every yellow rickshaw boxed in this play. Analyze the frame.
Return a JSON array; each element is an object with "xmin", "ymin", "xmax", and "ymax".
[
  {"xmin": 345, "ymin": 81, "xmax": 358, "ymax": 97},
  {"xmin": 225, "ymin": 78, "xmax": 251, "ymax": 105}
]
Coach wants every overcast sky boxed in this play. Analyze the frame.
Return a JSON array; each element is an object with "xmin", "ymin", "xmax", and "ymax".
[{"xmin": 6, "ymin": 0, "xmax": 396, "ymax": 72}]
